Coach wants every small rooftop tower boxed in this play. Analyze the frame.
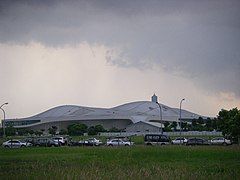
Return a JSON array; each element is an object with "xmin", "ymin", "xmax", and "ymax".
[{"xmin": 151, "ymin": 94, "xmax": 158, "ymax": 103}]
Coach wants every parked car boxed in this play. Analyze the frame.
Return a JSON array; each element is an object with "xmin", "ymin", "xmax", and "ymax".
[
  {"xmin": 52, "ymin": 137, "xmax": 67, "ymax": 146},
  {"xmin": 2, "ymin": 140, "xmax": 32, "ymax": 148},
  {"xmin": 87, "ymin": 138, "xmax": 103, "ymax": 146},
  {"xmin": 23, "ymin": 137, "xmax": 37, "ymax": 144},
  {"xmin": 172, "ymin": 137, "xmax": 188, "ymax": 145},
  {"xmin": 210, "ymin": 137, "xmax": 232, "ymax": 146},
  {"xmin": 107, "ymin": 139, "xmax": 133, "ymax": 146},
  {"xmin": 144, "ymin": 134, "xmax": 171, "ymax": 145},
  {"xmin": 34, "ymin": 138, "xmax": 59, "ymax": 147},
  {"xmin": 110, "ymin": 136, "xmax": 131, "ymax": 141},
  {"xmin": 186, "ymin": 138, "xmax": 210, "ymax": 146},
  {"xmin": 68, "ymin": 140, "xmax": 80, "ymax": 146},
  {"xmin": 79, "ymin": 138, "xmax": 103, "ymax": 146}
]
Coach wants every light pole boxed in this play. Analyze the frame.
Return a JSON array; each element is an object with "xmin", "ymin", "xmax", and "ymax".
[
  {"xmin": 156, "ymin": 102, "xmax": 163, "ymax": 134},
  {"xmin": 0, "ymin": 102, "xmax": 8, "ymax": 138},
  {"xmin": 179, "ymin": 99, "xmax": 185, "ymax": 143}
]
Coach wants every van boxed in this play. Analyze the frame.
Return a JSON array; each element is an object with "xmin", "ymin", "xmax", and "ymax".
[{"xmin": 144, "ymin": 134, "xmax": 171, "ymax": 145}]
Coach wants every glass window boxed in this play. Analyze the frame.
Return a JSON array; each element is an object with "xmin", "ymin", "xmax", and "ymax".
[{"xmin": 6, "ymin": 119, "xmax": 41, "ymax": 126}]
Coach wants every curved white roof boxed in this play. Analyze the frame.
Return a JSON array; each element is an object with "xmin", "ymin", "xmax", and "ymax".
[{"xmin": 17, "ymin": 101, "xmax": 206, "ymax": 124}]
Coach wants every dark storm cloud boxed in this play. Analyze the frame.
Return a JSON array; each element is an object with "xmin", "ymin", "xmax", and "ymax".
[{"xmin": 0, "ymin": 0, "xmax": 240, "ymax": 96}]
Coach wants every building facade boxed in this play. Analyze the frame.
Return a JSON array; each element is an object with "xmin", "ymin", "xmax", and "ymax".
[{"xmin": 5, "ymin": 95, "xmax": 207, "ymax": 133}]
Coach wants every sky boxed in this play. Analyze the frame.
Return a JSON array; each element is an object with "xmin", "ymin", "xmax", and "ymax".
[{"xmin": 0, "ymin": 0, "xmax": 240, "ymax": 119}]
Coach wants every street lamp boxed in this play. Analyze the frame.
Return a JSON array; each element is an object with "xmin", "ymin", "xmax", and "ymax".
[
  {"xmin": 179, "ymin": 99, "xmax": 185, "ymax": 143},
  {"xmin": 156, "ymin": 102, "xmax": 163, "ymax": 134},
  {"xmin": 149, "ymin": 102, "xmax": 163, "ymax": 134},
  {"xmin": 0, "ymin": 102, "xmax": 8, "ymax": 138}
]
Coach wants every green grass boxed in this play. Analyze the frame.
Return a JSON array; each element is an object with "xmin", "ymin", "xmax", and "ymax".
[{"xmin": 0, "ymin": 145, "xmax": 239, "ymax": 179}]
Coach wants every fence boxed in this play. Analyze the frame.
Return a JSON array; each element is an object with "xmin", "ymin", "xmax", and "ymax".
[{"xmin": 99, "ymin": 131, "xmax": 222, "ymax": 137}]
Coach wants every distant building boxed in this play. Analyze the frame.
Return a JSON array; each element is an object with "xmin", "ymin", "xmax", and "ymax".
[{"xmin": 5, "ymin": 95, "xmax": 207, "ymax": 133}]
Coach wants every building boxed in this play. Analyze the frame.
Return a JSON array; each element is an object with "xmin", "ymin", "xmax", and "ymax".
[
  {"xmin": 5, "ymin": 95, "xmax": 207, "ymax": 133},
  {"xmin": 125, "ymin": 121, "xmax": 164, "ymax": 133}
]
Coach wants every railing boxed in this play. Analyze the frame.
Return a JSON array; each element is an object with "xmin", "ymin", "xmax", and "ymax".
[{"xmin": 99, "ymin": 131, "xmax": 222, "ymax": 137}]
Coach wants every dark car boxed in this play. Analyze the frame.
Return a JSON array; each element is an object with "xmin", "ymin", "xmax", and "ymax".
[
  {"xmin": 34, "ymin": 138, "xmax": 59, "ymax": 147},
  {"xmin": 68, "ymin": 140, "xmax": 80, "ymax": 146},
  {"xmin": 186, "ymin": 138, "xmax": 210, "ymax": 146},
  {"xmin": 144, "ymin": 134, "xmax": 171, "ymax": 145}
]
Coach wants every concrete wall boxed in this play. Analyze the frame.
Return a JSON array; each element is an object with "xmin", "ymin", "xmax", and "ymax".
[{"xmin": 125, "ymin": 122, "xmax": 161, "ymax": 133}]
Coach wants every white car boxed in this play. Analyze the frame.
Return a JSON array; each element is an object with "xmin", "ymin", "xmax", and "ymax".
[
  {"xmin": 172, "ymin": 137, "xmax": 188, "ymax": 145},
  {"xmin": 107, "ymin": 139, "xmax": 133, "ymax": 146},
  {"xmin": 2, "ymin": 140, "xmax": 32, "ymax": 148},
  {"xmin": 88, "ymin": 138, "xmax": 103, "ymax": 146},
  {"xmin": 79, "ymin": 138, "xmax": 103, "ymax": 146},
  {"xmin": 211, "ymin": 137, "xmax": 231, "ymax": 146},
  {"xmin": 52, "ymin": 137, "xmax": 66, "ymax": 145}
]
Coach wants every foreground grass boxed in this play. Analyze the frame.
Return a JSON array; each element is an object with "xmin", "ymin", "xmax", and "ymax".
[{"xmin": 0, "ymin": 146, "xmax": 239, "ymax": 179}]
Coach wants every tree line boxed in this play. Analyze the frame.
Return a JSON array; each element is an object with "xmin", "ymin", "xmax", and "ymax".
[
  {"xmin": 0, "ymin": 123, "xmax": 122, "ymax": 136},
  {"xmin": 163, "ymin": 117, "xmax": 218, "ymax": 132}
]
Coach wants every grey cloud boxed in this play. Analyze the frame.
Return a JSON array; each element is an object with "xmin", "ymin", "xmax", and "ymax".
[{"xmin": 0, "ymin": 0, "xmax": 240, "ymax": 96}]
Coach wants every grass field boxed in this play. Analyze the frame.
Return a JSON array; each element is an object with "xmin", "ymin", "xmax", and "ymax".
[{"xmin": 0, "ymin": 145, "xmax": 239, "ymax": 179}]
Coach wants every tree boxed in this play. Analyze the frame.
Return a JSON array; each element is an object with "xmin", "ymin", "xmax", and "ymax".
[
  {"xmin": 211, "ymin": 118, "xmax": 218, "ymax": 130},
  {"xmin": 48, "ymin": 126, "xmax": 58, "ymax": 135},
  {"xmin": 40, "ymin": 129, "xmax": 45, "ymax": 134},
  {"xmin": 218, "ymin": 108, "xmax": 240, "ymax": 142},
  {"xmin": 35, "ymin": 130, "xmax": 43, "ymax": 136},
  {"xmin": 108, "ymin": 127, "xmax": 121, "ymax": 132},
  {"xmin": 163, "ymin": 122, "xmax": 171, "ymax": 132},
  {"xmin": 191, "ymin": 119, "xmax": 197, "ymax": 129},
  {"xmin": 28, "ymin": 129, "xmax": 35, "ymax": 135},
  {"xmin": 170, "ymin": 121, "xmax": 177, "ymax": 131},
  {"xmin": 87, "ymin": 125, "xmax": 106, "ymax": 135},
  {"xmin": 164, "ymin": 121, "xmax": 170, "ymax": 127},
  {"xmin": 197, "ymin": 117, "xmax": 204, "ymax": 124},
  {"xmin": 59, "ymin": 129, "xmax": 68, "ymax": 135},
  {"xmin": 16, "ymin": 128, "xmax": 29, "ymax": 136},
  {"xmin": 191, "ymin": 119, "xmax": 204, "ymax": 131},
  {"xmin": 5, "ymin": 125, "xmax": 16, "ymax": 136},
  {"xmin": 94, "ymin": 125, "xmax": 106, "ymax": 133},
  {"xmin": 88, "ymin": 126, "xmax": 97, "ymax": 135},
  {"xmin": 205, "ymin": 118, "xmax": 214, "ymax": 131},
  {"xmin": 181, "ymin": 122, "xmax": 188, "ymax": 131},
  {"xmin": 67, "ymin": 123, "xmax": 88, "ymax": 135}
]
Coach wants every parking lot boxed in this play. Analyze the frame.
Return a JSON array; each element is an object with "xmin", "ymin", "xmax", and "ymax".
[{"xmin": 1, "ymin": 134, "xmax": 235, "ymax": 149}]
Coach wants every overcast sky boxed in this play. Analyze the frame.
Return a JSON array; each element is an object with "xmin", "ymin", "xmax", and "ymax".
[{"xmin": 0, "ymin": 0, "xmax": 239, "ymax": 119}]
